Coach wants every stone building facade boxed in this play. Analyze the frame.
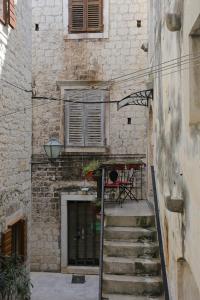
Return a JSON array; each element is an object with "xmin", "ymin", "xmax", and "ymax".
[
  {"xmin": 148, "ymin": 0, "xmax": 200, "ymax": 299},
  {"xmin": 31, "ymin": 0, "xmax": 148, "ymax": 272},
  {"xmin": 0, "ymin": 0, "xmax": 32, "ymax": 261}
]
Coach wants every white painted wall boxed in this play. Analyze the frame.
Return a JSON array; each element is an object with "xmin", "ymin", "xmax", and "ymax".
[
  {"xmin": 149, "ymin": 0, "xmax": 200, "ymax": 298},
  {"xmin": 0, "ymin": 0, "xmax": 32, "ymax": 259}
]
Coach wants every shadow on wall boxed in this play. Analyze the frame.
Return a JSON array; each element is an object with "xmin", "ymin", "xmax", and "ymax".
[{"xmin": 177, "ymin": 258, "xmax": 200, "ymax": 300}]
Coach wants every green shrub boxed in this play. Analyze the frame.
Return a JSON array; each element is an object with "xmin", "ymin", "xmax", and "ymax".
[{"xmin": 0, "ymin": 255, "xmax": 33, "ymax": 300}]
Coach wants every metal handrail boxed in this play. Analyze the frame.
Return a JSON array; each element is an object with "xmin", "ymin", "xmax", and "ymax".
[
  {"xmin": 99, "ymin": 168, "xmax": 105, "ymax": 300},
  {"xmin": 151, "ymin": 166, "xmax": 170, "ymax": 300}
]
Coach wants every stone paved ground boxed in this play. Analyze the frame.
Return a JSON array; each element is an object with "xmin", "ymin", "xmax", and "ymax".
[{"xmin": 31, "ymin": 272, "xmax": 99, "ymax": 300}]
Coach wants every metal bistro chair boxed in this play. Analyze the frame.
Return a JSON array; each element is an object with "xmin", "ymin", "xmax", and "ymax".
[
  {"xmin": 117, "ymin": 167, "xmax": 138, "ymax": 206},
  {"xmin": 105, "ymin": 167, "xmax": 138, "ymax": 206}
]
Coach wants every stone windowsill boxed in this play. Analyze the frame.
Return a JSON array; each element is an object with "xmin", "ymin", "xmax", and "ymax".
[
  {"xmin": 63, "ymin": 146, "xmax": 109, "ymax": 153},
  {"xmin": 64, "ymin": 32, "xmax": 109, "ymax": 40}
]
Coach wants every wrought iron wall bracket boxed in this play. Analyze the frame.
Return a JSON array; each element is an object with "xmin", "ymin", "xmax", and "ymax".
[{"xmin": 117, "ymin": 89, "xmax": 153, "ymax": 110}]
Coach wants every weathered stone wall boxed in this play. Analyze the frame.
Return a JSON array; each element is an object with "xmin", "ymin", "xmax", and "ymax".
[
  {"xmin": 32, "ymin": 0, "xmax": 148, "ymax": 155},
  {"xmin": 31, "ymin": 153, "xmax": 145, "ymax": 271},
  {"xmin": 31, "ymin": 0, "xmax": 148, "ymax": 271},
  {"xmin": 148, "ymin": 0, "xmax": 200, "ymax": 298},
  {"xmin": 0, "ymin": 1, "xmax": 32, "ymax": 258}
]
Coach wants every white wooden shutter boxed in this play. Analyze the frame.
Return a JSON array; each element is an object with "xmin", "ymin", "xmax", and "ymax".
[
  {"xmin": 85, "ymin": 90, "xmax": 104, "ymax": 146},
  {"xmin": 65, "ymin": 90, "xmax": 84, "ymax": 146},
  {"xmin": 65, "ymin": 89, "xmax": 106, "ymax": 147}
]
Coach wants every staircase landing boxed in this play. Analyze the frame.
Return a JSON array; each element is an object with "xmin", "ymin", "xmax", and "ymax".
[{"xmin": 105, "ymin": 200, "xmax": 153, "ymax": 217}]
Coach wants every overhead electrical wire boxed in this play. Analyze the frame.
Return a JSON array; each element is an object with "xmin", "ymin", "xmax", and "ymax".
[
  {"xmin": 32, "ymin": 54, "xmax": 200, "ymax": 102},
  {"xmin": 95, "ymin": 53, "xmax": 200, "ymax": 87},
  {"xmin": 0, "ymin": 59, "xmax": 199, "ymax": 120},
  {"xmin": 0, "ymin": 78, "xmax": 32, "ymax": 93},
  {"xmin": 1, "ymin": 51, "xmax": 200, "ymax": 95},
  {"xmin": 0, "ymin": 53, "xmax": 200, "ymax": 121},
  {"xmin": 101, "ymin": 51, "xmax": 200, "ymax": 82}
]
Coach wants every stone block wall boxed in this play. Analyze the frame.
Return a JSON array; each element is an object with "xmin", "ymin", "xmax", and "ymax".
[
  {"xmin": 31, "ymin": 0, "xmax": 148, "ymax": 271},
  {"xmin": 32, "ymin": 0, "xmax": 148, "ymax": 155},
  {"xmin": 31, "ymin": 153, "xmax": 145, "ymax": 271},
  {"xmin": 0, "ymin": 1, "xmax": 32, "ymax": 258}
]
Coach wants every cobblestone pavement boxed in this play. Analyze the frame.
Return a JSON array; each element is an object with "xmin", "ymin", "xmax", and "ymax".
[{"xmin": 31, "ymin": 272, "xmax": 99, "ymax": 300}]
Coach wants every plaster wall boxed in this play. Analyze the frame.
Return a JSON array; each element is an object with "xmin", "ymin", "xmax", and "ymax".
[
  {"xmin": 0, "ymin": 0, "xmax": 32, "ymax": 258},
  {"xmin": 149, "ymin": 0, "xmax": 200, "ymax": 299}
]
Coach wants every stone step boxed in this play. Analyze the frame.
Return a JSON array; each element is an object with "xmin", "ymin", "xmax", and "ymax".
[
  {"xmin": 105, "ymin": 215, "xmax": 155, "ymax": 228},
  {"xmin": 104, "ymin": 241, "xmax": 159, "ymax": 258},
  {"xmin": 102, "ymin": 294, "xmax": 164, "ymax": 300},
  {"xmin": 103, "ymin": 274, "xmax": 163, "ymax": 296},
  {"xmin": 104, "ymin": 256, "xmax": 161, "ymax": 276},
  {"xmin": 104, "ymin": 226, "xmax": 157, "ymax": 242}
]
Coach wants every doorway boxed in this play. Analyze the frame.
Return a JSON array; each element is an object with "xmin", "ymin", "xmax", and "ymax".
[{"xmin": 68, "ymin": 201, "xmax": 100, "ymax": 266}]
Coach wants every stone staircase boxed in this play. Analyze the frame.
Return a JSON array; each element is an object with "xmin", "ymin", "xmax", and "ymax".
[{"xmin": 102, "ymin": 202, "xmax": 164, "ymax": 300}]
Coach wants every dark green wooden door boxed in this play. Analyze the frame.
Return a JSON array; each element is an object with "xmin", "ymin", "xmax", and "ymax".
[{"xmin": 68, "ymin": 201, "xmax": 100, "ymax": 266}]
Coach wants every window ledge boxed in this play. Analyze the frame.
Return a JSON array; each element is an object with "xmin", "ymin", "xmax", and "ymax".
[
  {"xmin": 63, "ymin": 147, "xmax": 109, "ymax": 153},
  {"xmin": 64, "ymin": 32, "xmax": 108, "ymax": 40}
]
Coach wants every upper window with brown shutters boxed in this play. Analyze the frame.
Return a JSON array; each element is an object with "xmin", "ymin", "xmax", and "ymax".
[
  {"xmin": 0, "ymin": 0, "xmax": 6, "ymax": 24},
  {"xmin": 69, "ymin": 0, "xmax": 103, "ymax": 33},
  {"xmin": 0, "ymin": 0, "xmax": 16, "ymax": 28}
]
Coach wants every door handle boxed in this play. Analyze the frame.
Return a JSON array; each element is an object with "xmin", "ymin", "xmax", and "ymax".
[{"xmin": 81, "ymin": 228, "xmax": 85, "ymax": 240}]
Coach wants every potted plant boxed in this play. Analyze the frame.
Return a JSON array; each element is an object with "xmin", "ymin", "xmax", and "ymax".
[{"xmin": 83, "ymin": 160, "xmax": 101, "ymax": 181}]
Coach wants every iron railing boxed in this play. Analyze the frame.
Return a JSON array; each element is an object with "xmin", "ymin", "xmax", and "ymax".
[
  {"xmin": 99, "ymin": 168, "xmax": 105, "ymax": 300},
  {"xmin": 151, "ymin": 166, "xmax": 170, "ymax": 300}
]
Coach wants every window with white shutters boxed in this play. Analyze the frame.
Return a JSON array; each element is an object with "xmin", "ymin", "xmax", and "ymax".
[{"xmin": 64, "ymin": 89, "xmax": 106, "ymax": 147}]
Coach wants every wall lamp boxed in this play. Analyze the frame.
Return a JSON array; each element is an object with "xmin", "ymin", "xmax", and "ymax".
[{"xmin": 44, "ymin": 138, "xmax": 63, "ymax": 161}]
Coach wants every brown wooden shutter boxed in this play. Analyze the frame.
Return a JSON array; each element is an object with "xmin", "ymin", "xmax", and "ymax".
[
  {"xmin": 87, "ymin": 0, "xmax": 103, "ymax": 32},
  {"xmin": 0, "ymin": 0, "xmax": 6, "ymax": 24},
  {"xmin": 69, "ymin": 0, "xmax": 86, "ymax": 32},
  {"xmin": 8, "ymin": 0, "xmax": 16, "ymax": 29},
  {"xmin": 20, "ymin": 219, "xmax": 27, "ymax": 260},
  {"xmin": 1, "ymin": 229, "xmax": 12, "ymax": 256}
]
